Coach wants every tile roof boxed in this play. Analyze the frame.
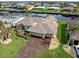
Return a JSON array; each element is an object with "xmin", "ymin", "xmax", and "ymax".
[
  {"xmin": 71, "ymin": 30, "xmax": 79, "ymax": 41},
  {"xmin": 17, "ymin": 16, "xmax": 44, "ymax": 26},
  {"xmin": 17, "ymin": 15, "xmax": 58, "ymax": 35},
  {"xmin": 28, "ymin": 22, "xmax": 53, "ymax": 34}
]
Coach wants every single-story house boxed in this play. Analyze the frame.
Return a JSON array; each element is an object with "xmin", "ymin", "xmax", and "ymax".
[
  {"xmin": 62, "ymin": 7, "xmax": 74, "ymax": 12},
  {"xmin": 63, "ymin": 3, "xmax": 77, "ymax": 7},
  {"xmin": 33, "ymin": 6, "xmax": 60, "ymax": 10},
  {"xmin": 24, "ymin": 3, "xmax": 34, "ymax": 10},
  {"xmin": 27, "ymin": 21, "xmax": 57, "ymax": 38},
  {"xmin": 32, "ymin": 6, "xmax": 46, "ymax": 10},
  {"xmin": 16, "ymin": 15, "xmax": 58, "ymax": 38}
]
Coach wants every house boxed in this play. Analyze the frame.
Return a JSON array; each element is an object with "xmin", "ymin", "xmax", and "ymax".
[
  {"xmin": 33, "ymin": 6, "xmax": 60, "ymax": 10},
  {"xmin": 16, "ymin": 15, "xmax": 58, "ymax": 38},
  {"xmin": 67, "ymin": 20, "xmax": 79, "ymax": 45},
  {"xmin": 63, "ymin": 3, "xmax": 77, "ymax": 7},
  {"xmin": 32, "ymin": 6, "xmax": 46, "ymax": 10},
  {"xmin": 29, "ymin": 13, "xmax": 48, "ymax": 18},
  {"xmin": 24, "ymin": 3, "xmax": 34, "ymax": 10},
  {"xmin": 27, "ymin": 22, "xmax": 53, "ymax": 38},
  {"xmin": 70, "ymin": 30, "xmax": 79, "ymax": 45},
  {"xmin": 27, "ymin": 21, "xmax": 57, "ymax": 38},
  {"xmin": 62, "ymin": 7, "xmax": 74, "ymax": 12},
  {"xmin": 47, "ymin": 7, "xmax": 60, "ymax": 10}
]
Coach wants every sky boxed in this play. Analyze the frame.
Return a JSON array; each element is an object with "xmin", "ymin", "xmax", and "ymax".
[{"xmin": 0, "ymin": 0, "xmax": 79, "ymax": 2}]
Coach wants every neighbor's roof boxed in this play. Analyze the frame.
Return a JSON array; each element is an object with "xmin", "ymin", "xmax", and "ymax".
[
  {"xmin": 34, "ymin": 6, "xmax": 46, "ymax": 9},
  {"xmin": 68, "ymin": 20, "xmax": 79, "ymax": 25},
  {"xmin": 62, "ymin": 7, "xmax": 74, "ymax": 11},
  {"xmin": 71, "ymin": 30, "xmax": 79, "ymax": 41}
]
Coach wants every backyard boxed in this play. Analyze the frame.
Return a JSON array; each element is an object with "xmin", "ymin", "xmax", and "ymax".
[{"xmin": 0, "ymin": 30, "xmax": 28, "ymax": 58}]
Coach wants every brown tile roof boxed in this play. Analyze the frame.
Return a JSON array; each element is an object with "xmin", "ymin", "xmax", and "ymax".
[
  {"xmin": 17, "ymin": 15, "xmax": 58, "ymax": 35},
  {"xmin": 17, "ymin": 16, "xmax": 44, "ymax": 26},
  {"xmin": 71, "ymin": 30, "xmax": 79, "ymax": 41},
  {"xmin": 27, "ymin": 22, "xmax": 53, "ymax": 34},
  {"xmin": 24, "ymin": 4, "xmax": 34, "ymax": 10}
]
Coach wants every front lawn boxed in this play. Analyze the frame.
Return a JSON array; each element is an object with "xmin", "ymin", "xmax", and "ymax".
[
  {"xmin": 33, "ymin": 47, "xmax": 72, "ymax": 58},
  {"xmin": 0, "ymin": 31, "xmax": 28, "ymax": 58}
]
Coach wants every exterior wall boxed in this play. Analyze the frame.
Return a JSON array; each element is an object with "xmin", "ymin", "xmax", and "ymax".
[
  {"xmin": 29, "ymin": 32, "xmax": 53, "ymax": 38},
  {"xmin": 46, "ymin": 34, "xmax": 53, "ymax": 38},
  {"xmin": 30, "ymin": 32, "xmax": 44, "ymax": 38}
]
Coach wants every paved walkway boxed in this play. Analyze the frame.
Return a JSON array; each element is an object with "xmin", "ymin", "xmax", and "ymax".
[{"xmin": 15, "ymin": 37, "xmax": 51, "ymax": 58}]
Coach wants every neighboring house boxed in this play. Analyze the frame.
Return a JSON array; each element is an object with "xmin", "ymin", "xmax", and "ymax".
[
  {"xmin": 70, "ymin": 30, "xmax": 79, "ymax": 45},
  {"xmin": 33, "ymin": 6, "xmax": 60, "ymax": 10},
  {"xmin": 67, "ymin": 20, "xmax": 79, "ymax": 45},
  {"xmin": 63, "ymin": 3, "xmax": 77, "ymax": 7},
  {"xmin": 32, "ymin": 6, "xmax": 46, "ymax": 10},
  {"xmin": 62, "ymin": 7, "xmax": 74, "ymax": 12},
  {"xmin": 27, "ymin": 22, "xmax": 53, "ymax": 38},
  {"xmin": 17, "ymin": 15, "xmax": 58, "ymax": 38},
  {"xmin": 24, "ymin": 3, "xmax": 34, "ymax": 10}
]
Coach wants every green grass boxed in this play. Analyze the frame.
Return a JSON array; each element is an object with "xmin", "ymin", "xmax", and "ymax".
[
  {"xmin": 57, "ymin": 20, "xmax": 68, "ymax": 44},
  {"xmin": 0, "ymin": 31, "xmax": 28, "ymax": 58},
  {"xmin": 34, "ymin": 47, "xmax": 72, "ymax": 58}
]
